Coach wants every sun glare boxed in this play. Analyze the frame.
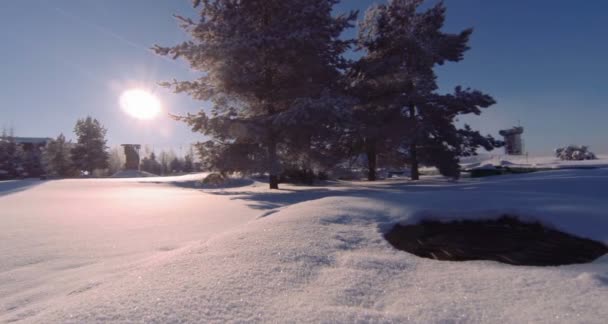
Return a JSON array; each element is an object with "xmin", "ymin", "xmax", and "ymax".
[{"xmin": 120, "ymin": 89, "xmax": 162, "ymax": 120}]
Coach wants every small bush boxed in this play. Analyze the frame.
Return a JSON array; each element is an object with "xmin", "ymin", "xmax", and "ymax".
[
  {"xmin": 279, "ymin": 168, "xmax": 329, "ymax": 185},
  {"xmin": 555, "ymin": 145, "xmax": 597, "ymax": 161},
  {"xmin": 202, "ymin": 173, "xmax": 226, "ymax": 186},
  {"xmin": 330, "ymin": 167, "xmax": 364, "ymax": 180}
]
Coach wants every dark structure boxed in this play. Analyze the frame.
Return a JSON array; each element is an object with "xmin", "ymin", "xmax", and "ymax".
[
  {"xmin": 499, "ymin": 127, "xmax": 524, "ymax": 155},
  {"xmin": 14, "ymin": 137, "xmax": 52, "ymax": 150},
  {"xmin": 385, "ymin": 216, "xmax": 608, "ymax": 266},
  {"xmin": 121, "ymin": 144, "xmax": 141, "ymax": 170}
]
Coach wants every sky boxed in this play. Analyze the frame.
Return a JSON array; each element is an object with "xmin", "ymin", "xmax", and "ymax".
[{"xmin": 0, "ymin": 0, "xmax": 606, "ymax": 155}]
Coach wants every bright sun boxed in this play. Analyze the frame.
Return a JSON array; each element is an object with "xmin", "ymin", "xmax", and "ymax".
[{"xmin": 120, "ymin": 89, "xmax": 162, "ymax": 120}]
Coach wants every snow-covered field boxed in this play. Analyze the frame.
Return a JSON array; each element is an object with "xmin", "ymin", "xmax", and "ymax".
[
  {"xmin": 1, "ymin": 169, "xmax": 608, "ymax": 323},
  {"xmin": 461, "ymin": 154, "xmax": 608, "ymax": 170}
]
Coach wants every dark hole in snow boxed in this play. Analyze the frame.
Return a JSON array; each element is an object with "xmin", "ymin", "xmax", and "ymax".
[{"xmin": 385, "ymin": 216, "xmax": 608, "ymax": 266}]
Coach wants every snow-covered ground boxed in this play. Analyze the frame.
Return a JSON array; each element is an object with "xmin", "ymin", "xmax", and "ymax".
[
  {"xmin": 461, "ymin": 153, "xmax": 608, "ymax": 170},
  {"xmin": 1, "ymin": 169, "xmax": 607, "ymax": 323}
]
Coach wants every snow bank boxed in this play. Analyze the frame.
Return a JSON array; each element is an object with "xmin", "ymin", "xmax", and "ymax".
[
  {"xmin": 3, "ymin": 168, "xmax": 605, "ymax": 323},
  {"xmin": 461, "ymin": 154, "xmax": 608, "ymax": 171},
  {"xmin": 0, "ymin": 178, "xmax": 257, "ymax": 323},
  {"xmin": 110, "ymin": 170, "xmax": 158, "ymax": 178}
]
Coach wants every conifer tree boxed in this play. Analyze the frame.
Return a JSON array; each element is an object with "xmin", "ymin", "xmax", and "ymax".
[
  {"xmin": 170, "ymin": 157, "xmax": 184, "ymax": 174},
  {"xmin": 0, "ymin": 129, "xmax": 23, "ymax": 179},
  {"xmin": 42, "ymin": 133, "xmax": 75, "ymax": 177},
  {"xmin": 354, "ymin": 0, "xmax": 501, "ymax": 179},
  {"xmin": 141, "ymin": 152, "xmax": 162, "ymax": 175},
  {"xmin": 154, "ymin": 0, "xmax": 356, "ymax": 189},
  {"xmin": 183, "ymin": 151, "xmax": 194, "ymax": 173},
  {"xmin": 157, "ymin": 150, "xmax": 175, "ymax": 175},
  {"xmin": 70, "ymin": 117, "xmax": 109, "ymax": 175}
]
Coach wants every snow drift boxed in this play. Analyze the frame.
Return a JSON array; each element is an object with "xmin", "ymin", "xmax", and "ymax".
[{"xmin": 1, "ymin": 168, "xmax": 608, "ymax": 323}]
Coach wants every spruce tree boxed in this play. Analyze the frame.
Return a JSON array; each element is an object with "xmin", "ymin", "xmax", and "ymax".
[
  {"xmin": 170, "ymin": 157, "xmax": 184, "ymax": 174},
  {"xmin": 42, "ymin": 133, "xmax": 75, "ymax": 177},
  {"xmin": 183, "ymin": 152, "xmax": 194, "ymax": 173},
  {"xmin": 154, "ymin": 0, "xmax": 356, "ymax": 189},
  {"xmin": 0, "ymin": 129, "xmax": 24, "ymax": 179},
  {"xmin": 355, "ymin": 0, "xmax": 501, "ymax": 179},
  {"xmin": 71, "ymin": 117, "xmax": 109, "ymax": 175},
  {"xmin": 141, "ymin": 152, "xmax": 162, "ymax": 175},
  {"xmin": 157, "ymin": 150, "xmax": 175, "ymax": 175}
]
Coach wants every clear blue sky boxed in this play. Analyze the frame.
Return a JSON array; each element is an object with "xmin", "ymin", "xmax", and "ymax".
[{"xmin": 1, "ymin": 0, "xmax": 606, "ymax": 154}]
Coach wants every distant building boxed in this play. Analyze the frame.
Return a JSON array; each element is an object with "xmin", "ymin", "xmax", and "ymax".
[
  {"xmin": 121, "ymin": 144, "xmax": 141, "ymax": 170},
  {"xmin": 499, "ymin": 127, "xmax": 524, "ymax": 155},
  {"xmin": 13, "ymin": 137, "xmax": 52, "ymax": 151}
]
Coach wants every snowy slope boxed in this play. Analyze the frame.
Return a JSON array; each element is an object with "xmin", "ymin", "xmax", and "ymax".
[
  {"xmin": 2, "ymin": 169, "xmax": 608, "ymax": 323},
  {"xmin": 0, "ymin": 176, "xmax": 257, "ymax": 323},
  {"xmin": 461, "ymin": 154, "xmax": 608, "ymax": 170}
]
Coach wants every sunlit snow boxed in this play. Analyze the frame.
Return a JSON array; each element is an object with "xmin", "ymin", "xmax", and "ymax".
[{"xmin": 1, "ymin": 165, "xmax": 607, "ymax": 323}]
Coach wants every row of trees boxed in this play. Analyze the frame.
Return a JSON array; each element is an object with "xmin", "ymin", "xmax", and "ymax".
[
  {"xmin": 155, "ymin": 0, "xmax": 502, "ymax": 189},
  {"xmin": 1, "ymin": 118, "xmax": 107, "ymax": 179},
  {"xmin": 0, "ymin": 129, "xmax": 37, "ymax": 178},
  {"xmin": 2, "ymin": 117, "xmax": 197, "ymax": 179},
  {"xmin": 37, "ymin": 117, "xmax": 109, "ymax": 177},
  {"xmin": 140, "ymin": 149, "xmax": 196, "ymax": 175}
]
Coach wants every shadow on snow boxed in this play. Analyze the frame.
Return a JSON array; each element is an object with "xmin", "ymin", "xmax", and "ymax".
[{"xmin": 0, "ymin": 180, "xmax": 46, "ymax": 197}]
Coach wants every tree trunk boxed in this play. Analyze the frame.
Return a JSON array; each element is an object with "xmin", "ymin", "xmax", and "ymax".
[
  {"xmin": 409, "ymin": 105, "xmax": 420, "ymax": 181},
  {"xmin": 262, "ymin": 8, "xmax": 279, "ymax": 190},
  {"xmin": 267, "ymin": 132, "xmax": 280, "ymax": 190},
  {"xmin": 366, "ymin": 142, "xmax": 377, "ymax": 181},
  {"xmin": 269, "ymin": 174, "xmax": 279, "ymax": 190},
  {"xmin": 409, "ymin": 142, "xmax": 419, "ymax": 180}
]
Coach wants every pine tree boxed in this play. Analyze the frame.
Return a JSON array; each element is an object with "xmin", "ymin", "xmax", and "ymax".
[
  {"xmin": 42, "ymin": 133, "xmax": 75, "ymax": 177},
  {"xmin": 183, "ymin": 150, "xmax": 194, "ymax": 173},
  {"xmin": 141, "ymin": 152, "xmax": 162, "ymax": 175},
  {"xmin": 355, "ymin": 0, "xmax": 501, "ymax": 179},
  {"xmin": 20, "ymin": 147, "xmax": 44, "ymax": 178},
  {"xmin": 413, "ymin": 89, "xmax": 502, "ymax": 178},
  {"xmin": 154, "ymin": 0, "xmax": 356, "ymax": 189},
  {"xmin": 70, "ymin": 117, "xmax": 109, "ymax": 175},
  {"xmin": 170, "ymin": 157, "xmax": 184, "ymax": 174},
  {"xmin": 0, "ymin": 129, "xmax": 24, "ymax": 179},
  {"xmin": 157, "ymin": 150, "xmax": 175, "ymax": 175}
]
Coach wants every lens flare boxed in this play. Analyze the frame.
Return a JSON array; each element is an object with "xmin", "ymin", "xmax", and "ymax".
[{"xmin": 120, "ymin": 89, "xmax": 162, "ymax": 120}]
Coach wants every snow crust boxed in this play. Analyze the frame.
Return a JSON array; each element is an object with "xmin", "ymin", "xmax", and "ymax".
[{"xmin": 1, "ymin": 168, "xmax": 608, "ymax": 323}]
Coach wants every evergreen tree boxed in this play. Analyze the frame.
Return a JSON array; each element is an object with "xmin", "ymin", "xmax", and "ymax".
[
  {"xmin": 170, "ymin": 157, "xmax": 184, "ymax": 174},
  {"xmin": 413, "ymin": 90, "xmax": 502, "ymax": 178},
  {"xmin": 70, "ymin": 117, "xmax": 109, "ymax": 174},
  {"xmin": 355, "ymin": 0, "xmax": 501, "ymax": 179},
  {"xmin": 154, "ymin": 0, "xmax": 356, "ymax": 189},
  {"xmin": 183, "ymin": 151, "xmax": 194, "ymax": 173},
  {"xmin": 0, "ymin": 130, "xmax": 23, "ymax": 179},
  {"xmin": 141, "ymin": 152, "xmax": 162, "ymax": 175},
  {"xmin": 20, "ymin": 146, "xmax": 44, "ymax": 177},
  {"xmin": 157, "ymin": 150, "xmax": 175, "ymax": 175},
  {"xmin": 42, "ymin": 133, "xmax": 75, "ymax": 177}
]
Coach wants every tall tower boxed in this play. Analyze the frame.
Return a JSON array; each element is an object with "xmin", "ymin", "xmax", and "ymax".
[
  {"xmin": 499, "ymin": 127, "xmax": 524, "ymax": 155},
  {"xmin": 121, "ymin": 144, "xmax": 142, "ymax": 170}
]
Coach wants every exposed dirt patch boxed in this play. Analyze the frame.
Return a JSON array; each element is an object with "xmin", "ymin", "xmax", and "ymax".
[{"xmin": 385, "ymin": 216, "xmax": 608, "ymax": 266}]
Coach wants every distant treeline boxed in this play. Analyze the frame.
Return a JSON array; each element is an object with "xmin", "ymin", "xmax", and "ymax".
[{"xmin": 0, "ymin": 118, "xmax": 199, "ymax": 180}]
